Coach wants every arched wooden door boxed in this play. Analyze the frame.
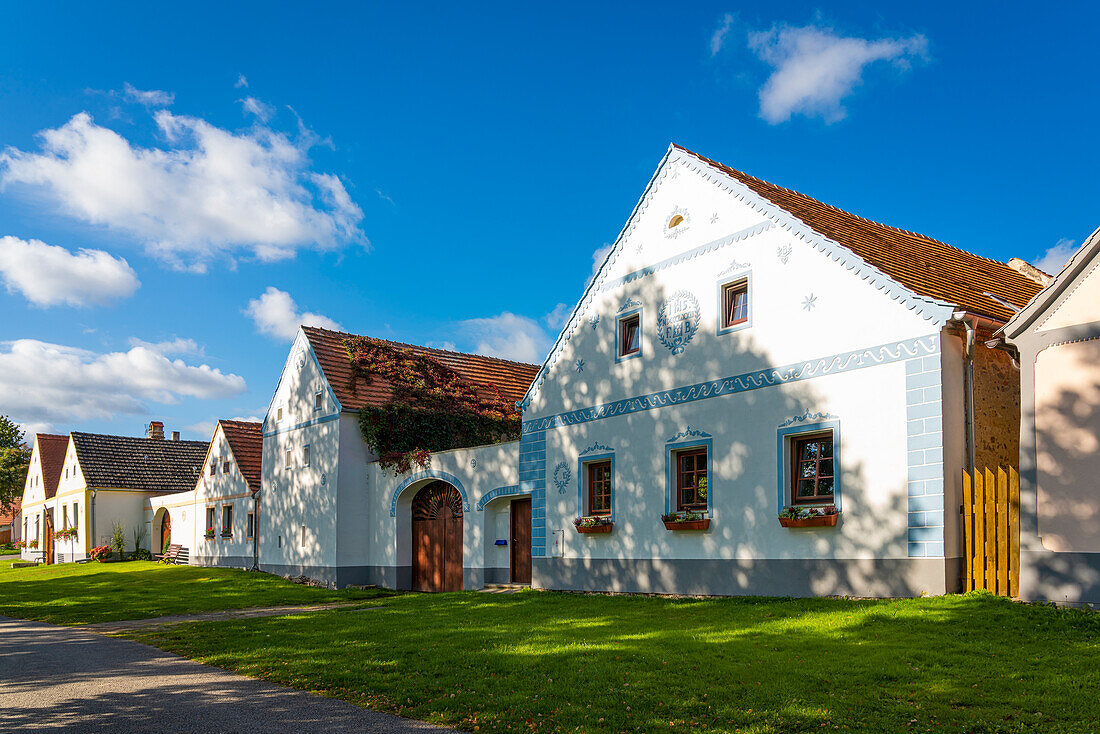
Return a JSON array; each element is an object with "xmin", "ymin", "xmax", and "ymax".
[
  {"xmin": 160, "ymin": 511, "xmax": 172, "ymax": 554},
  {"xmin": 412, "ymin": 481, "xmax": 463, "ymax": 592}
]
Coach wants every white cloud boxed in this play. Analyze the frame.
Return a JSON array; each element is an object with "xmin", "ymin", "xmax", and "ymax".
[
  {"xmin": 710, "ymin": 13, "xmax": 735, "ymax": 56},
  {"xmin": 0, "ymin": 338, "xmax": 246, "ymax": 430},
  {"xmin": 235, "ymin": 74, "xmax": 249, "ymax": 89},
  {"xmin": 587, "ymin": 243, "xmax": 613, "ymax": 287},
  {"xmin": 748, "ymin": 24, "xmax": 927, "ymax": 123},
  {"xmin": 245, "ymin": 287, "xmax": 342, "ymax": 341},
  {"xmin": 240, "ymin": 96, "xmax": 275, "ymax": 121},
  {"xmin": 543, "ymin": 303, "xmax": 571, "ymax": 331},
  {"xmin": 1035, "ymin": 238, "xmax": 1077, "ymax": 275},
  {"xmin": 459, "ymin": 312, "xmax": 552, "ymax": 364},
  {"xmin": 122, "ymin": 83, "xmax": 174, "ymax": 108},
  {"xmin": 0, "ymin": 235, "xmax": 139, "ymax": 307},
  {"xmin": 0, "ymin": 110, "xmax": 365, "ymax": 271},
  {"xmin": 126, "ymin": 337, "xmax": 203, "ymax": 356}
]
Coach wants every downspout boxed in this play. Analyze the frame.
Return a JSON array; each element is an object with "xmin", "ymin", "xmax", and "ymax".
[
  {"xmin": 959, "ymin": 313, "xmax": 977, "ymax": 472},
  {"xmin": 250, "ymin": 489, "xmax": 260, "ymax": 571},
  {"xmin": 89, "ymin": 488, "xmax": 97, "ymax": 552}
]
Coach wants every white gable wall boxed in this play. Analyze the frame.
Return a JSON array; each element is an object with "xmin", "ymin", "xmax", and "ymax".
[{"xmin": 191, "ymin": 423, "xmax": 255, "ymax": 568}]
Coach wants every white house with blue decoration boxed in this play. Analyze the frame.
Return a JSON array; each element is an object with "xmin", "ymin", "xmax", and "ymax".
[
  {"xmin": 257, "ymin": 325, "xmax": 539, "ymax": 590},
  {"xmin": 516, "ymin": 144, "xmax": 1042, "ymax": 597}
]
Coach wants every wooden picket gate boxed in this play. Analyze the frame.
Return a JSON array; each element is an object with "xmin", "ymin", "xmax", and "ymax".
[{"xmin": 961, "ymin": 467, "xmax": 1020, "ymax": 596}]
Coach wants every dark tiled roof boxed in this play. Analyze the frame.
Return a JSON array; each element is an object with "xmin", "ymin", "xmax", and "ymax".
[
  {"xmin": 302, "ymin": 326, "xmax": 541, "ymax": 411},
  {"xmin": 71, "ymin": 432, "xmax": 208, "ymax": 494},
  {"xmin": 219, "ymin": 420, "xmax": 262, "ymax": 493},
  {"xmin": 36, "ymin": 433, "xmax": 70, "ymax": 500},
  {"xmin": 675, "ymin": 145, "xmax": 1043, "ymax": 322}
]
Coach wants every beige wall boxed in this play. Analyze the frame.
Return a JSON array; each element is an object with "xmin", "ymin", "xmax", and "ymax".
[
  {"xmin": 1033, "ymin": 339, "xmax": 1100, "ymax": 552},
  {"xmin": 973, "ymin": 324, "xmax": 1023, "ymax": 470}
]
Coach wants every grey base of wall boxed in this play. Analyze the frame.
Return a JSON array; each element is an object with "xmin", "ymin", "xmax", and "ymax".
[
  {"xmin": 533, "ymin": 556, "xmax": 963, "ymax": 598},
  {"xmin": 1020, "ymin": 550, "xmax": 1100, "ymax": 606},
  {"xmin": 253, "ymin": 564, "xmax": 512, "ymax": 590},
  {"xmin": 191, "ymin": 556, "xmax": 254, "ymax": 570}
]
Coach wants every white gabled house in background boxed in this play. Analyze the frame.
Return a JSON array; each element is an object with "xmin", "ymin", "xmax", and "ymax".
[
  {"xmin": 515, "ymin": 144, "xmax": 1043, "ymax": 597},
  {"xmin": 17, "ymin": 433, "xmax": 68, "ymax": 560},
  {"xmin": 1000, "ymin": 226, "xmax": 1100, "ymax": 605},
  {"xmin": 146, "ymin": 419, "xmax": 262, "ymax": 567}
]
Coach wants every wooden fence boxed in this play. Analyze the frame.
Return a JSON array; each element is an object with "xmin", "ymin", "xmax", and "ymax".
[{"xmin": 961, "ymin": 467, "xmax": 1020, "ymax": 597}]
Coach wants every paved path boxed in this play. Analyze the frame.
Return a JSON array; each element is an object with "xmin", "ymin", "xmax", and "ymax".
[
  {"xmin": 83, "ymin": 601, "xmax": 371, "ymax": 634},
  {"xmin": 0, "ymin": 616, "xmax": 455, "ymax": 733}
]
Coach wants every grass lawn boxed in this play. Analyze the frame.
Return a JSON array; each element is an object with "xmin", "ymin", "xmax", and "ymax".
[
  {"xmin": 128, "ymin": 590, "xmax": 1100, "ymax": 733},
  {"xmin": 0, "ymin": 561, "xmax": 386, "ymax": 624}
]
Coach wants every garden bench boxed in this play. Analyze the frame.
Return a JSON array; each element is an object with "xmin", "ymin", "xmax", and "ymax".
[{"xmin": 156, "ymin": 544, "xmax": 183, "ymax": 564}]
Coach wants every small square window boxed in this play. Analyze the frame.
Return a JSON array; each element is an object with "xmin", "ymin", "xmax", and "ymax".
[
  {"xmin": 209, "ymin": 459, "xmax": 217, "ymax": 477},
  {"xmin": 618, "ymin": 314, "xmax": 641, "ymax": 357},
  {"xmin": 277, "ymin": 406, "xmax": 284, "ymax": 422},
  {"xmin": 285, "ymin": 449, "xmax": 292, "ymax": 469},
  {"xmin": 722, "ymin": 279, "xmax": 749, "ymax": 328},
  {"xmin": 303, "ymin": 445, "xmax": 311, "ymax": 467},
  {"xmin": 314, "ymin": 390, "xmax": 323, "ymax": 411},
  {"xmin": 223, "ymin": 460, "xmax": 232, "ymax": 474},
  {"xmin": 675, "ymin": 448, "xmax": 708, "ymax": 512},
  {"xmin": 791, "ymin": 432, "xmax": 835, "ymax": 504},
  {"xmin": 587, "ymin": 461, "xmax": 612, "ymax": 516}
]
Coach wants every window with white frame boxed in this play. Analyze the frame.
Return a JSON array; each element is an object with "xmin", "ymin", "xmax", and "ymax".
[
  {"xmin": 617, "ymin": 312, "xmax": 641, "ymax": 359},
  {"xmin": 285, "ymin": 449, "xmax": 292, "ymax": 469},
  {"xmin": 303, "ymin": 445, "xmax": 310, "ymax": 467},
  {"xmin": 314, "ymin": 390, "xmax": 323, "ymax": 411},
  {"xmin": 718, "ymin": 276, "xmax": 751, "ymax": 334}
]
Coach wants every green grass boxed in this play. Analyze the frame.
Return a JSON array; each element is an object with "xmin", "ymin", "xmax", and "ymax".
[
  {"xmin": 0, "ymin": 560, "xmax": 387, "ymax": 624},
  {"xmin": 127, "ymin": 590, "xmax": 1100, "ymax": 733}
]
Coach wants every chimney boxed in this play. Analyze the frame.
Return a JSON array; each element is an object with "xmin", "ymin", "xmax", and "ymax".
[
  {"xmin": 170, "ymin": 431, "xmax": 180, "ymax": 441},
  {"xmin": 1008, "ymin": 258, "xmax": 1053, "ymax": 286},
  {"xmin": 147, "ymin": 421, "xmax": 164, "ymax": 440}
]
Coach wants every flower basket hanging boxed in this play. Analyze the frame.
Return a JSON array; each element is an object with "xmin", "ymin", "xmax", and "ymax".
[
  {"xmin": 778, "ymin": 506, "xmax": 839, "ymax": 528},
  {"xmin": 573, "ymin": 516, "xmax": 613, "ymax": 534}
]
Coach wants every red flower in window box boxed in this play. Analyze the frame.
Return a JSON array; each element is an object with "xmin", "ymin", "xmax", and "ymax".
[
  {"xmin": 778, "ymin": 505, "xmax": 839, "ymax": 528},
  {"xmin": 661, "ymin": 512, "xmax": 711, "ymax": 531},
  {"xmin": 573, "ymin": 516, "xmax": 613, "ymax": 533}
]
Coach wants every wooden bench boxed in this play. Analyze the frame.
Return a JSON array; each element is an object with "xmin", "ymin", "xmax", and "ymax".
[{"xmin": 155, "ymin": 544, "xmax": 183, "ymax": 564}]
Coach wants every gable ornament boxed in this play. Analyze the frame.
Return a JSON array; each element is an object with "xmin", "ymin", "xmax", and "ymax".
[
  {"xmin": 552, "ymin": 461, "xmax": 572, "ymax": 494},
  {"xmin": 656, "ymin": 290, "xmax": 701, "ymax": 355}
]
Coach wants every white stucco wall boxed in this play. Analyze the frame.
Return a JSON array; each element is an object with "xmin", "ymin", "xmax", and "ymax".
[
  {"xmin": 191, "ymin": 424, "xmax": 257, "ymax": 566},
  {"xmin": 146, "ymin": 489, "xmax": 198, "ymax": 561}
]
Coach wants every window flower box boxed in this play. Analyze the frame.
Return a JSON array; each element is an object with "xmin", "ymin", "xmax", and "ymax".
[
  {"xmin": 204, "ymin": 528, "xmax": 215, "ymax": 540},
  {"xmin": 573, "ymin": 516, "xmax": 613, "ymax": 534},
  {"xmin": 220, "ymin": 529, "xmax": 233, "ymax": 539},
  {"xmin": 778, "ymin": 505, "xmax": 839, "ymax": 528},
  {"xmin": 661, "ymin": 512, "xmax": 711, "ymax": 531}
]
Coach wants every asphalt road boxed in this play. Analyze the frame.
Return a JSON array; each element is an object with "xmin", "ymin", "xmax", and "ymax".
[{"xmin": 0, "ymin": 616, "xmax": 455, "ymax": 733}]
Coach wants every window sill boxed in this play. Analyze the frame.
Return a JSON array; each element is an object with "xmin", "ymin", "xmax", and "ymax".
[
  {"xmin": 662, "ymin": 518, "xmax": 711, "ymax": 531},
  {"xmin": 778, "ymin": 514, "xmax": 838, "ymax": 528}
]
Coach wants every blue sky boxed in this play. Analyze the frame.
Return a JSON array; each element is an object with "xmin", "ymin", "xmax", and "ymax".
[{"xmin": 1, "ymin": 2, "xmax": 1097, "ymax": 439}]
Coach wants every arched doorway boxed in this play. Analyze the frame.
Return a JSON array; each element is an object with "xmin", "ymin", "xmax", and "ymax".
[
  {"xmin": 160, "ymin": 510, "xmax": 172, "ymax": 555},
  {"xmin": 412, "ymin": 481, "xmax": 463, "ymax": 592}
]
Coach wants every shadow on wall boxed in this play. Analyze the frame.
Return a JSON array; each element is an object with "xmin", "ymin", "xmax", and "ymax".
[{"xmin": 540, "ymin": 279, "xmax": 927, "ymax": 597}]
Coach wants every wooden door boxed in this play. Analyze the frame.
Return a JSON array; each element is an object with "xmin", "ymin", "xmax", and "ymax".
[
  {"xmin": 412, "ymin": 482, "xmax": 463, "ymax": 592},
  {"xmin": 511, "ymin": 498, "xmax": 532, "ymax": 584},
  {"xmin": 43, "ymin": 513, "xmax": 54, "ymax": 565},
  {"xmin": 160, "ymin": 512, "xmax": 172, "ymax": 554}
]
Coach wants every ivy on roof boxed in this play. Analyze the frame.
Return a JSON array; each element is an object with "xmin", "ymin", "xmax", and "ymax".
[{"xmin": 343, "ymin": 337, "xmax": 521, "ymax": 473}]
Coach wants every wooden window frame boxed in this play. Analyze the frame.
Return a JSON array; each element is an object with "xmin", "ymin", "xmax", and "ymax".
[
  {"xmin": 675, "ymin": 447, "xmax": 709, "ymax": 512},
  {"xmin": 209, "ymin": 459, "xmax": 216, "ymax": 477},
  {"xmin": 790, "ymin": 431, "xmax": 835, "ymax": 505},
  {"xmin": 586, "ymin": 460, "xmax": 613, "ymax": 517},
  {"xmin": 617, "ymin": 312, "xmax": 642, "ymax": 360},
  {"xmin": 314, "ymin": 390, "xmax": 323, "ymax": 411},
  {"xmin": 303, "ymin": 444, "xmax": 311, "ymax": 467},
  {"xmin": 205, "ymin": 506, "xmax": 216, "ymax": 532},
  {"xmin": 722, "ymin": 279, "xmax": 749, "ymax": 329},
  {"xmin": 222, "ymin": 505, "xmax": 233, "ymax": 533},
  {"xmin": 246, "ymin": 511, "xmax": 255, "ymax": 540},
  {"xmin": 223, "ymin": 460, "xmax": 232, "ymax": 474},
  {"xmin": 284, "ymin": 449, "xmax": 292, "ymax": 470}
]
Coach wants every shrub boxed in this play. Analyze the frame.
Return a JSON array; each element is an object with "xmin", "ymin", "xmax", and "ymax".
[
  {"xmin": 110, "ymin": 521, "xmax": 126, "ymax": 558},
  {"xmin": 130, "ymin": 548, "xmax": 152, "ymax": 561},
  {"xmin": 89, "ymin": 545, "xmax": 113, "ymax": 562}
]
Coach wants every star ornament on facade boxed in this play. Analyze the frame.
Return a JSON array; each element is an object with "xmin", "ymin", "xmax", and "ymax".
[
  {"xmin": 710, "ymin": 212, "xmax": 719, "ymax": 224},
  {"xmin": 575, "ymin": 359, "xmax": 585, "ymax": 373},
  {"xmin": 802, "ymin": 294, "xmax": 818, "ymax": 311}
]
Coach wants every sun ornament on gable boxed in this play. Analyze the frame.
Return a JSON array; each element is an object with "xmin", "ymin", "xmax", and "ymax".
[
  {"xmin": 664, "ymin": 206, "xmax": 691, "ymax": 239},
  {"xmin": 656, "ymin": 290, "xmax": 701, "ymax": 355},
  {"xmin": 552, "ymin": 461, "xmax": 572, "ymax": 494}
]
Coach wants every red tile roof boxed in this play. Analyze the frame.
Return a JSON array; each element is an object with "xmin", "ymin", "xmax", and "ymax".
[
  {"xmin": 0, "ymin": 498, "xmax": 20, "ymax": 525},
  {"xmin": 219, "ymin": 420, "xmax": 262, "ymax": 493},
  {"xmin": 36, "ymin": 433, "xmax": 70, "ymax": 500},
  {"xmin": 302, "ymin": 326, "xmax": 541, "ymax": 411},
  {"xmin": 675, "ymin": 145, "xmax": 1044, "ymax": 323}
]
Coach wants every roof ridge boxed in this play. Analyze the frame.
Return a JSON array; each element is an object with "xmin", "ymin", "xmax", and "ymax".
[
  {"xmin": 671, "ymin": 143, "xmax": 1021, "ymax": 271},
  {"xmin": 302, "ymin": 325, "xmax": 540, "ymax": 370},
  {"xmin": 71, "ymin": 430, "xmax": 208, "ymax": 446}
]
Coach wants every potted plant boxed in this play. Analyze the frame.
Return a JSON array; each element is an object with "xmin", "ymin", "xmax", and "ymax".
[
  {"xmin": 573, "ymin": 516, "xmax": 613, "ymax": 534},
  {"xmin": 27, "ymin": 538, "xmax": 39, "ymax": 550},
  {"xmin": 778, "ymin": 505, "xmax": 840, "ymax": 528},
  {"xmin": 89, "ymin": 545, "xmax": 113, "ymax": 562},
  {"xmin": 204, "ymin": 526, "xmax": 215, "ymax": 539},
  {"xmin": 220, "ymin": 527, "xmax": 233, "ymax": 539},
  {"xmin": 661, "ymin": 511, "xmax": 711, "ymax": 531}
]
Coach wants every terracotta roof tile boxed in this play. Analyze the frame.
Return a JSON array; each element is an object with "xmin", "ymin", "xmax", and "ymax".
[
  {"xmin": 71, "ymin": 432, "xmax": 208, "ymax": 494},
  {"xmin": 675, "ymin": 145, "xmax": 1044, "ymax": 322},
  {"xmin": 36, "ymin": 433, "xmax": 70, "ymax": 500},
  {"xmin": 0, "ymin": 498, "xmax": 20, "ymax": 525},
  {"xmin": 219, "ymin": 420, "xmax": 262, "ymax": 493},
  {"xmin": 302, "ymin": 326, "xmax": 541, "ymax": 411}
]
